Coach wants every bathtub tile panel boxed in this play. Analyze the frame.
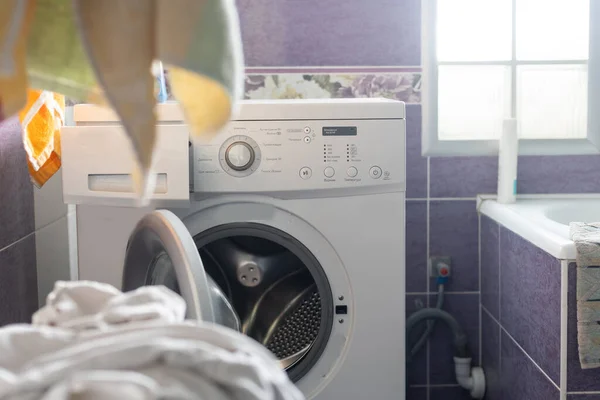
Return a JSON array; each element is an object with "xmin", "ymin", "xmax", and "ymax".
[
  {"xmin": 482, "ymin": 309, "xmax": 501, "ymax": 400},
  {"xmin": 481, "ymin": 215, "xmax": 500, "ymax": 319},
  {"xmin": 500, "ymin": 331, "xmax": 560, "ymax": 400},
  {"xmin": 406, "ymin": 201, "xmax": 427, "ymax": 292},
  {"xmin": 500, "ymin": 228, "xmax": 561, "ymax": 385},
  {"xmin": 429, "ymin": 201, "xmax": 479, "ymax": 292},
  {"xmin": 429, "ymin": 294, "xmax": 480, "ymax": 384},
  {"xmin": 406, "ymin": 294, "xmax": 428, "ymax": 385},
  {"xmin": 567, "ymin": 262, "xmax": 600, "ymax": 391}
]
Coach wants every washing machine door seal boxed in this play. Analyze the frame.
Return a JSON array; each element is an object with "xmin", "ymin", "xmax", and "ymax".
[{"xmin": 121, "ymin": 209, "xmax": 217, "ymax": 323}]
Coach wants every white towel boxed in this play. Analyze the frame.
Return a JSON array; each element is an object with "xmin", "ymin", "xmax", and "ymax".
[{"xmin": 0, "ymin": 281, "xmax": 304, "ymax": 400}]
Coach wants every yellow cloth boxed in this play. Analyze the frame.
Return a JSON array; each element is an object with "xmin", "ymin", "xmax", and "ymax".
[
  {"xmin": 18, "ymin": 89, "xmax": 65, "ymax": 188},
  {"xmin": 0, "ymin": 0, "xmax": 244, "ymax": 204}
]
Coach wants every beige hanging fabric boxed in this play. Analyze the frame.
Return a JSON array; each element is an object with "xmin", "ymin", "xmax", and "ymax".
[{"xmin": 0, "ymin": 0, "xmax": 244, "ymax": 203}]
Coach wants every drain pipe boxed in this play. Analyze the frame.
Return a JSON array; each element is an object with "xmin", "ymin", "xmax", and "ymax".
[
  {"xmin": 454, "ymin": 356, "xmax": 486, "ymax": 399},
  {"xmin": 406, "ymin": 308, "xmax": 486, "ymax": 399}
]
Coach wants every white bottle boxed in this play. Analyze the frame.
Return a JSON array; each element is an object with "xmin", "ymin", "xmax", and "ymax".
[{"xmin": 497, "ymin": 118, "xmax": 518, "ymax": 204}]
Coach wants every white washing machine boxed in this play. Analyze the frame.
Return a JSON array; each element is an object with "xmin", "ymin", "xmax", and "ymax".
[{"xmin": 60, "ymin": 99, "xmax": 406, "ymax": 399}]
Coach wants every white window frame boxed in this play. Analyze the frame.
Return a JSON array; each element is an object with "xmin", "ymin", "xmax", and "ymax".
[{"xmin": 422, "ymin": 0, "xmax": 600, "ymax": 156}]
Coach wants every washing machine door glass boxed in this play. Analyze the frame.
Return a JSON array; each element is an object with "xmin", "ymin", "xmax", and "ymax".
[
  {"xmin": 121, "ymin": 209, "xmax": 240, "ymax": 330},
  {"xmin": 122, "ymin": 210, "xmax": 334, "ymax": 384},
  {"xmin": 192, "ymin": 223, "xmax": 333, "ymax": 383}
]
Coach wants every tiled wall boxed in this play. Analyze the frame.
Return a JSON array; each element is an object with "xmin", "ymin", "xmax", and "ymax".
[
  {"xmin": 481, "ymin": 215, "xmax": 600, "ymax": 399},
  {"xmin": 0, "ymin": 117, "xmax": 73, "ymax": 322},
  {"xmin": 32, "ymin": 170, "xmax": 75, "ymax": 306},
  {"xmin": 480, "ymin": 216, "xmax": 561, "ymax": 399},
  {"xmin": 235, "ymin": 0, "xmax": 600, "ymax": 398},
  {"xmin": 0, "ymin": 118, "xmax": 38, "ymax": 324}
]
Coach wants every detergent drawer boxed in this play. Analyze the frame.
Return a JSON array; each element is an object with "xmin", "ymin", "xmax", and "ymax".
[{"xmin": 61, "ymin": 123, "xmax": 190, "ymax": 207}]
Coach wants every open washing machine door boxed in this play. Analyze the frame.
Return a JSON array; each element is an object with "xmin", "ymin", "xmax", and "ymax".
[
  {"xmin": 122, "ymin": 209, "xmax": 336, "ymax": 384},
  {"xmin": 121, "ymin": 210, "xmax": 240, "ymax": 330}
]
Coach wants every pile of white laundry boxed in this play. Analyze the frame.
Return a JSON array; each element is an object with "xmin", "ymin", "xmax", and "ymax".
[{"xmin": 0, "ymin": 281, "xmax": 304, "ymax": 400}]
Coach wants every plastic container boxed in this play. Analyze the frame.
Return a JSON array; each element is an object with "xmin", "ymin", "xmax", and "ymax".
[{"xmin": 497, "ymin": 118, "xmax": 518, "ymax": 204}]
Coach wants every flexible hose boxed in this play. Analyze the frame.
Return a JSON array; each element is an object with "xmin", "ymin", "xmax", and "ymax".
[
  {"xmin": 409, "ymin": 284, "xmax": 444, "ymax": 359},
  {"xmin": 406, "ymin": 303, "xmax": 469, "ymax": 361}
]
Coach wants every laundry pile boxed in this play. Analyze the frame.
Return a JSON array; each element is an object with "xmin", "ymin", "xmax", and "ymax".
[{"xmin": 0, "ymin": 280, "xmax": 304, "ymax": 400}]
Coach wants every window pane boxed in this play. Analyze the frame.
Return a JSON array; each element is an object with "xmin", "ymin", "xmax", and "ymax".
[
  {"xmin": 517, "ymin": 65, "xmax": 587, "ymax": 139},
  {"xmin": 438, "ymin": 66, "xmax": 511, "ymax": 140},
  {"xmin": 437, "ymin": 0, "xmax": 512, "ymax": 62},
  {"xmin": 516, "ymin": 0, "xmax": 589, "ymax": 61}
]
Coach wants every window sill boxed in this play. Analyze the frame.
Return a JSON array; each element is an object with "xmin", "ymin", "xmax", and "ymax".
[{"xmin": 422, "ymin": 137, "xmax": 600, "ymax": 157}]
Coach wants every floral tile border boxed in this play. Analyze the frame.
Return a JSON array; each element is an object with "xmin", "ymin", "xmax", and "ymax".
[
  {"xmin": 244, "ymin": 73, "xmax": 421, "ymax": 103},
  {"xmin": 68, "ymin": 71, "xmax": 422, "ymax": 105}
]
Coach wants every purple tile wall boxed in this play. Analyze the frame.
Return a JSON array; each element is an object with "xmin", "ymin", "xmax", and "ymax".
[
  {"xmin": 428, "ymin": 294, "xmax": 479, "ymax": 384},
  {"xmin": 430, "ymin": 157, "xmax": 498, "ymax": 198},
  {"xmin": 0, "ymin": 118, "xmax": 37, "ymax": 324},
  {"xmin": 481, "ymin": 310, "xmax": 501, "ymax": 400},
  {"xmin": 237, "ymin": 0, "xmax": 421, "ymax": 67},
  {"xmin": 406, "ymin": 105, "xmax": 427, "ymax": 198},
  {"xmin": 429, "ymin": 386, "xmax": 472, "ymax": 400},
  {"xmin": 499, "ymin": 227, "xmax": 561, "ymax": 385},
  {"xmin": 429, "ymin": 201, "xmax": 479, "ymax": 292},
  {"xmin": 235, "ymin": 0, "xmax": 600, "ymax": 397},
  {"xmin": 482, "ymin": 306, "xmax": 560, "ymax": 400},
  {"xmin": 501, "ymin": 329, "xmax": 560, "ymax": 400},
  {"xmin": 0, "ymin": 118, "xmax": 34, "ymax": 249},
  {"xmin": 406, "ymin": 294, "xmax": 428, "ymax": 386},
  {"xmin": 406, "ymin": 201, "xmax": 427, "ymax": 293}
]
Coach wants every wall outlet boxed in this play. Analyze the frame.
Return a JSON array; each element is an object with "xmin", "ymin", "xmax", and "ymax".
[{"xmin": 429, "ymin": 256, "xmax": 451, "ymax": 278}]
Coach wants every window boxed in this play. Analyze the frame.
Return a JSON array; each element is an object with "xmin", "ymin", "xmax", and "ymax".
[{"xmin": 422, "ymin": 0, "xmax": 600, "ymax": 156}]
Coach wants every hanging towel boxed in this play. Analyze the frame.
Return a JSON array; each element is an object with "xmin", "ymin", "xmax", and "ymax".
[
  {"xmin": 0, "ymin": 281, "xmax": 304, "ymax": 400},
  {"xmin": 570, "ymin": 222, "xmax": 600, "ymax": 369},
  {"xmin": 18, "ymin": 89, "xmax": 65, "ymax": 188},
  {"xmin": 0, "ymin": 0, "xmax": 243, "ymax": 203}
]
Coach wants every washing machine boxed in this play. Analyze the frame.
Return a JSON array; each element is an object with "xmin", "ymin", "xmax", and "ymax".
[{"xmin": 60, "ymin": 98, "xmax": 406, "ymax": 399}]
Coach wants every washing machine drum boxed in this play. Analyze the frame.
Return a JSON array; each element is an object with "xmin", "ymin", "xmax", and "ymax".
[{"xmin": 122, "ymin": 210, "xmax": 333, "ymax": 382}]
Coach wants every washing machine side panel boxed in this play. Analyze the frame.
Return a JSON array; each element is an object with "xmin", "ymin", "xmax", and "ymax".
[
  {"xmin": 291, "ymin": 192, "xmax": 406, "ymax": 399},
  {"xmin": 76, "ymin": 204, "xmax": 154, "ymax": 289}
]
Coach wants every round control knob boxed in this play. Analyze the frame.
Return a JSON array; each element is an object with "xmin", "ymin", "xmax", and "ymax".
[{"xmin": 225, "ymin": 141, "xmax": 255, "ymax": 171}]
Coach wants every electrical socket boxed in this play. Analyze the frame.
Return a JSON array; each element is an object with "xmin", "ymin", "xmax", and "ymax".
[{"xmin": 429, "ymin": 256, "xmax": 451, "ymax": 278}]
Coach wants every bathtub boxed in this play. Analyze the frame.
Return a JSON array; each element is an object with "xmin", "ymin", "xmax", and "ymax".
[{"xmin": 477, "ymin": 195, "xmax": 600, "ymax": 259}]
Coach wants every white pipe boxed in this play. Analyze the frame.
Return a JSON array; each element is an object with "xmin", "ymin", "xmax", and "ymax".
[{"xmin": 454, "ymin": 357, "xmax": 486, "ymax": 399}]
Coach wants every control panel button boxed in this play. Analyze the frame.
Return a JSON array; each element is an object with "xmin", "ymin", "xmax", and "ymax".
[
  {"xmin": 225, "ymin": 141, "xmax": 255, "ymax": 171},
  {"xmin": 346, "ymin": 166, "xmax": 358, "ymax": 177},
  {"xmin": 303, "ymin": 136, "xmax": 311, "ymax": 143},
  {"xmin": 324, "ymin": 166, "xmax": 335, "ymax": 178},
  {"xmin": 303, "ymin": 126, "xmax": 311, "ymax": 134},
  {"xmin": 219, "ymin": 135, "xmax": 261, "ymax": 178},
  {"xmin": 299, "ymin": 167, "xmax": 312, "ymax": 180},
  {"xmin": 369, "ymin": 166, "xmax": 382, "ymax": 179}
]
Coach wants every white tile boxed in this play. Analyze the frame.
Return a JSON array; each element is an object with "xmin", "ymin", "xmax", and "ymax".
[
  {"xmin": 35, "ymin": 216, "xmax": 71, "ymax": 306},
  {"xmin": 33, "ymin": 169, "xmax": 67, "ymax": 230}
]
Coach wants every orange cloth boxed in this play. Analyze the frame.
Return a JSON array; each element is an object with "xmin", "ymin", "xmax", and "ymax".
[{"xmin": 18, "ymin": 90, "xmax": 65, "ymax": 188}]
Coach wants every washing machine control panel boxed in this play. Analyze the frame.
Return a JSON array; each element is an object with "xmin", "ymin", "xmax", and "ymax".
[{"xmin": 192, "ymin": 118, "xmax": 405, "ymax": 194}]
